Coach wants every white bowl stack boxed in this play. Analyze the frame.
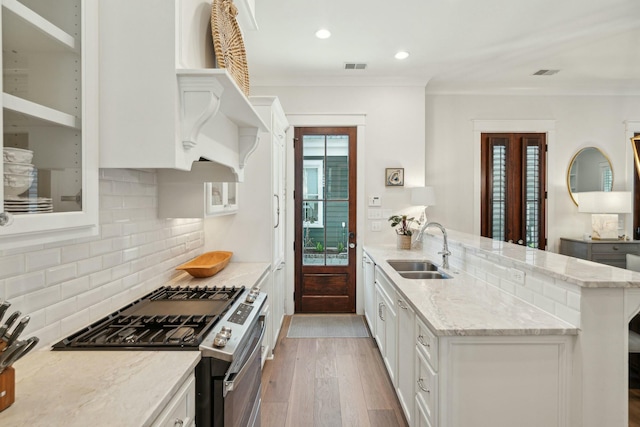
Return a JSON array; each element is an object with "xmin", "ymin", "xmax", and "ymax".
[{"xmin": 3, "ymin": 147, "xmax": 35, "ymax": 197}]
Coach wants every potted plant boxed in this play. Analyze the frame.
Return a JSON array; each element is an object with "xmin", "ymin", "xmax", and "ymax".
[{"xmin": 388, "ymin": 214, "xmax": 420, "ymax": 249}]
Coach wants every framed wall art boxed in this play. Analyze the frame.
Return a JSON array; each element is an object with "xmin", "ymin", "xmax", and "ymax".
[{"xmin": 385, "ymin": 168, "xmax": 404, "ymax": 186}]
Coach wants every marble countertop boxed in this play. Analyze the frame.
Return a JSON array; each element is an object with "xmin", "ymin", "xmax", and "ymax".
[
  {"xmin": 364, "ymin": 245, "xmax": 579, "ymax": 337},
  {"xmin": 0, "ymin": 350, "xmax": 201, "ymax": 427},
  {"xmin": 0, "ymin": 262, "xmax": 270, "ymax": 426},
  {"xmin": 445, "ymin": 230, "xmax": 640, "ymax": 288}
]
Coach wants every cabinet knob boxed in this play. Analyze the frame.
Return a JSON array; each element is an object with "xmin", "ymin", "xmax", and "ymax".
[
  {"xmin": 174, "ymin": 419, "xmax": 184, "ymax": 427},
  {"xmin": 0, "ymin": 212, "xmax": 13, "ymax": 227}
]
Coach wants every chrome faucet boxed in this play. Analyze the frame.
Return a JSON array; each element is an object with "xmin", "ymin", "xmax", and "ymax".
[{"xmin": 416, "ymin": 222, "xmax": 451, "ymax": 269}]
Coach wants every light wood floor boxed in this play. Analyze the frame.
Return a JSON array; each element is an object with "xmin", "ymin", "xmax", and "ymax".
[
  {"xmin": 631, "ymin": 389, "xmax": 640, "ymax": 427},
  {"xmin": 261, "ymin": 315, "xmax": 409, "ymax": 427}
]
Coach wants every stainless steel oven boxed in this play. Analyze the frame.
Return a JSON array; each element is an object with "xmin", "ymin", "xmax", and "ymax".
[{"xmin": 197, "ymin": 312, "xmax": 264, "ymax": 427}]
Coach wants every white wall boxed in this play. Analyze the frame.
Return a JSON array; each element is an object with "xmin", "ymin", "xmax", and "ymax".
[
  {"xmin": 0, "ymin": 169, "xmax": 204, "ymax": 348},
  {"xmin": 249, "ymin": 85, "xmax": 427, "ymax": 247},
  {"xmin": 425, "ymin": 94, "xmax": 640, "ymax": 251}
]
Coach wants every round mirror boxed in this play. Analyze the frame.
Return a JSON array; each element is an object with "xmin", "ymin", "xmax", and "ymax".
[{"xmin": 567, "ymin": 147, "xmax": 613, "ymax": 205}]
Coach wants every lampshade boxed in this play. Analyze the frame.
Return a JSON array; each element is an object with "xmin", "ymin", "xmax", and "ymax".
[
  {"xmin": 577, "ymin": 191, "xmax": 632, "ymax": 214},
  {"xmin": 411, "ymin": 187, "xmax": 436, "ymax": 206}
]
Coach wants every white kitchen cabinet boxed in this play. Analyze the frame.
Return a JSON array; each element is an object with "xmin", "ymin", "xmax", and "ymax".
[
  {"xmin": 151, "ymin": 373, "xmax": 196, "ymax": 427},
  {"xmin": 249, "ymin": 96, "xmax": 289, "ymax": 357},
  {"xmin": 363, "ymin": 253, "xmax": 376, "ymax": 335},
  {"xmin": 99, "ymin": 0, "xmax": 267, "ymax": 179},
  {"xmin": 206, "ymin": 182, "xmax": 238, "ymax": 216},
  {"xmin": 0, "ymin": 0, "xmax": 99, "ymax": 248},
  {"xmin": 416, "ymin": 348, "xmax": 438, "ymax": 427},
  {"xmin": 375, "ymin": 266, "xmax": 398, "ymax": 385},
  {"xmin": 397, "ymin": 293, "xmax": 415, "ymax": 425}
]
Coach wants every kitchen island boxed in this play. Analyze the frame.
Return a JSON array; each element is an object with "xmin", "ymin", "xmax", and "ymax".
[
  {"xmin": 364, "ymin": 228, "xmax": 640, "ymax": 427},
  {"xmin": 0, "ymin": 262, "xmax": 269, "ymax": 427}
]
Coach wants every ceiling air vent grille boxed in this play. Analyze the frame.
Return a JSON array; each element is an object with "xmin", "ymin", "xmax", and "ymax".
[
  {"xmin": 344, "ymin": 63, "xmax": 367, "ymax": 70},
  {"xmin": 533, "ymin": 69, "xmax": 560, "ymax": 76}
]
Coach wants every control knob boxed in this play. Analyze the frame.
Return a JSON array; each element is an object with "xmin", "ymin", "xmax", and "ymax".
[
  {"xmin": 213, "ymin": 326, "xmax": 232, "ymax": 347},
  {"xmin": 245, "ymin": 287, "xmax": 260, "ymax": 303}
]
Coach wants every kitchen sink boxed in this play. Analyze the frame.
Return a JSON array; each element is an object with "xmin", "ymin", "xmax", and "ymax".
[
  {"xmin": 398, "ymin": 271, "xmax": 451, "ymax": 280},
  {"xmin": 386, "ymin": 260, "xmax": 439, "ymax": 272},
  {"xmin": 386, "ymin": 259, "xmax": 452, "ymax": 279}
]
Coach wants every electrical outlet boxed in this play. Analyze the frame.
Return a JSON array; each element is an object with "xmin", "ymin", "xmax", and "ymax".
[
  {"xmin": 371, "ymin": 221, "xmax": 381, "ymax": 232},
  {"xmin": 508, "ymin": 268, "xmax": 525, "ymax": 285}
]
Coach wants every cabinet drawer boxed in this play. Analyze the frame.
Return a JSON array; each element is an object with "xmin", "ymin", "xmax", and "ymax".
[
  {"xmin": 416, "ymin": 317, "xmax": 438, "ymax": 369},
  {"xmin": 151, "ymin": 374, "xmax": 196, "ymax": 427},
  {"xmin": 415, "ymin": 398, "xmax": 434, "ymax": 427},
  {"xmin": 375, "ymin": 266, "xmax": 396, "ymax": 309},
  {"xmin": 591, "ymin": 243, "xmax": 640, "ymax": 254},
  {"xmin": 416, "ymin": 349, "xmax": 438, "ymax": 426}
]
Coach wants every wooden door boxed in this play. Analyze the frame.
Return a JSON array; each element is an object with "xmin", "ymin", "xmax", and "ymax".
[
  {"xmin": 294, "ymin": 127, "xmax": 357, "ymax": 313},
  {"xmin": 481, "ymin": 133, "xmax": 547, "ymax": 249}
]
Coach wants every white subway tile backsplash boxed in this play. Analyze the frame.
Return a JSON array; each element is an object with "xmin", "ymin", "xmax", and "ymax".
[
  {"xmin": 555, "ymin": 304, "xmax": 581, "ymax": 327},
  {"xmin": 89, "ymin": 269, "xmax": 112, "ymax": 289},
  {"xmin": 102, "ymin": 251, "xmax": 123, "ymax": 269},
  {"xmin": 6, "ymin": 271, "xmax": 45, "ymax": 299},
  {"xmin": 90, "ymin": 238, "xmax": 113, "ymax": 257},
  {"xmin": 61, "ymin": 277, "xmax": 90, "ymax": 299},
  {"xmin": 543, "ymin": 282, "xmax": 567, "ymax": 304},
  {"xmin": 23, "ymin": 286, "xmax": 61, "ymax": 314},
  {"xmin": 45, "ymin": 264, "xmax": 77, "ymax": 286},
  {"xmin": 77, "ymin": 256, "xmax": 103, "ymax": 276},
  {"xmin": 0, "ymin": 254, "xmax": 26, "ymax": 278},
  {"xmin": 46, "ymin": 298, "xmax": 78, "ymax": 324},
  {"xmin": 0, "ymin": 169, "xmax": 204, "ymax": 348},
  {"xmin": 499, "ymin": 279, "xmax": 516, "ymax": 295},
  {"xmin": 61, "ymin": 243, "xmax": 91, "ymax": 264},
  {"xmin": 567, "ymin": 291, "xmax": 581, "ymax": 311},
  {"xmin": 515, "ymin": 284, "xmax": 535, "ymax": 304},
  {"xmin": 26, "ymin": 248, "xmax": 61, "ymax": 271},
  {"xmin": 533, "ymin": 293, "xmax": 556, "ymax": 314}
]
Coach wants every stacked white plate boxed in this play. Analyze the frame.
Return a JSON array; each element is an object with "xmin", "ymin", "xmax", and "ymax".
[
  {"xmin": 3, "ymin": 147, "xmax": 36, "ymax": 205},
  {"xmin": 4, "ymin": 196, "xmax": 53, "ymax": 214}
]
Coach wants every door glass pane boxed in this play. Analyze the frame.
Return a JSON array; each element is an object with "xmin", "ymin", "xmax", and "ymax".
[
  {"xmin": 326, "ymin": 201, "xmax": 348, "ymax": 266},
  {"xmin": 301, "ymin": 133, "xmax": 350, "ymax": 266},
  {"xmin": 325, "ymin": 135, "xmax": 349, "ymax": 200},
  {"xmin": 525, "ymin": 145, "xmax": 540, "ymax": 248},
  {"xmin": 303, "ymin": 201, "xmax": 324, "ymax": 265},
  {"xmin": 491, "ymin": 145, "xmax": 506, "ymax": 241}
]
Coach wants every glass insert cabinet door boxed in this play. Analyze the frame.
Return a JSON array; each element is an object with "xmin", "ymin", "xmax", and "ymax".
[
  {"xmin": 0, "ymin": 0, "xmax": 99, "ymax": 246},
  {"xmin": 3, "ymin": 1, "xmax": 84, "ymax": 214},
  {"xmin": 302, "ymin": 134, "xmax": 350, "ymax": 266}
]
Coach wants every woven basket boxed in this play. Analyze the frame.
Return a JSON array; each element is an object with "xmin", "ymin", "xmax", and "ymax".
[{"xmin": 211, "ymin": 0, "xmax": 250, "ymax": 97}]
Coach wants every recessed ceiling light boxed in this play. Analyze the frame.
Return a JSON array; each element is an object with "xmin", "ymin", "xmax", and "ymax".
[
  {"xmin": 395, "ymin": 51, "xmax": 410, "ymax": 60},
  {"xmin": 315, "ymin": 29, "xmax": 331, "ymax": 39}
]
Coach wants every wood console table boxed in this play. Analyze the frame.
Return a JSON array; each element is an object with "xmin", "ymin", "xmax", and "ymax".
[{"xmin": 559, "ymin": 237, "xmax": 640, "ymax": 268}]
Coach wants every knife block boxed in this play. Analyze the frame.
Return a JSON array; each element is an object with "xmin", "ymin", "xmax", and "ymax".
[{"xmin": 0, "ymin": 366, "xmax": 15, "ymax": 412}]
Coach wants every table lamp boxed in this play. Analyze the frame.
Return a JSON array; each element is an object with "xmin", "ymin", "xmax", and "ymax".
[
  {"xmin": 577, "ymin": 191, "xmax": 632, "ymax": 240},
  {"xmin": 411, "ymin": 186, "xmax": 436, "ymax": 223}
]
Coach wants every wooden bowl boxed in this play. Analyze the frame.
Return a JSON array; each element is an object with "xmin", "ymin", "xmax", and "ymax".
[{"xmin": 176, "ymin": 251, "xmax": 233, "ymax": 278}]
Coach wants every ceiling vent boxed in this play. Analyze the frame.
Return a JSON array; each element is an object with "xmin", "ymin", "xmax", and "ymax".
[
  {"xmin": 533, "ymin": 69, "xmax": 560, "ymax": 76},
  {"xmin": 344, "ymin": 63, "xmax": 367, "ymax": 70}
]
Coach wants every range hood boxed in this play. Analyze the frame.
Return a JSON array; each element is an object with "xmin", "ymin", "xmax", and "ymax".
[
  {"xmin": 100, "ymin": 69, "xmax": 267, "ymax": 182},
  {"xmin": 98, "ymin": 1, "xmax": 268, "ymax": 182}
]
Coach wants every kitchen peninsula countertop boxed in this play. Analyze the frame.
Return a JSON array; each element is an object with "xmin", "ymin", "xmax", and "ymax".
[
  {"xmin": 0, "ymin": 262, "xmax": 270, "ymax": 427},
  {"xmin": 364, "ymin": 244, "xmax": 579, "ymax": 337}
]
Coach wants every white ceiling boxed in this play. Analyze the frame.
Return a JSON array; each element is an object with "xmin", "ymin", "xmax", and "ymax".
[{"xmin": 240, "ymin": 0, "xmax": 640, "ymax": 94}]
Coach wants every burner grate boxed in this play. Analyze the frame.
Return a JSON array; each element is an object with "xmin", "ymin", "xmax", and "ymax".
[{"xmin": 52, "ymin": 285, "xmax": 245, "ymax": 350}]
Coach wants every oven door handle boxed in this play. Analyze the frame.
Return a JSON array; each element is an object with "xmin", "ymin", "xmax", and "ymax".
[{"xmin": 223, "ymin": 316, "xmax": 266, "ymax": 397}]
